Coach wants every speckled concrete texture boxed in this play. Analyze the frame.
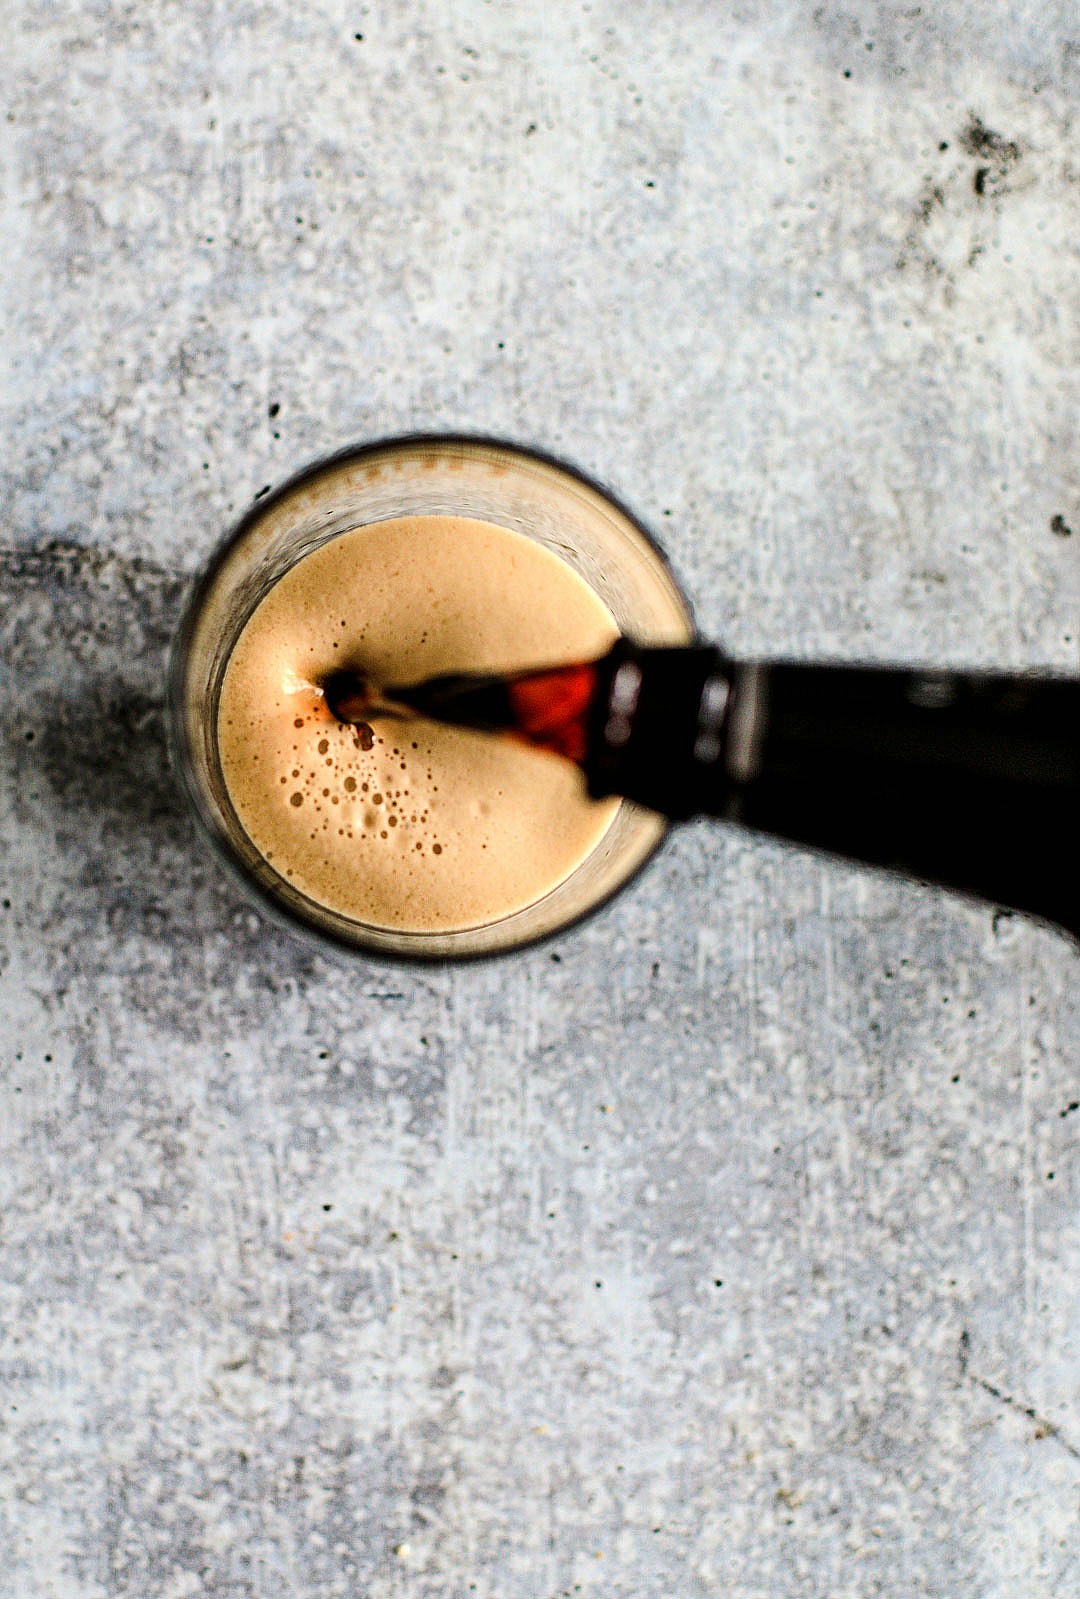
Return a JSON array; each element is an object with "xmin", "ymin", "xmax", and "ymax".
[{"xmin": 3, "ymin": 3, "xmax": 1080, "ymax": 1596}]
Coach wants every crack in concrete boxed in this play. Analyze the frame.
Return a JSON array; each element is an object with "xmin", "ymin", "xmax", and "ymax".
[
  {"xmin": 0, "ymin": 536, "xmax": 176, "ymax": 586},
  {"xmin": 959, "ymin": 1329, "xmax": 1080, "ymax": 1461}
]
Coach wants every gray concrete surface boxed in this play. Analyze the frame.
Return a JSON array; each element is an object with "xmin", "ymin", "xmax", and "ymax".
[{"xmin": 3, "ymin": 2, "xmax": 1080, "ymax": 1595}]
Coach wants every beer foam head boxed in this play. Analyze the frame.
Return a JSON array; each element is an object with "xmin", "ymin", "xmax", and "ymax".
[{"xmin": 217, "ymin": 516, "xmax": 620, "ymax": 932}]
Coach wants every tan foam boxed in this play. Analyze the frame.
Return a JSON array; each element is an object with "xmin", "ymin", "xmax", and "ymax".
[{"xmin": 216, "ymin": 515, "xmax": 620, "ymax": 931}]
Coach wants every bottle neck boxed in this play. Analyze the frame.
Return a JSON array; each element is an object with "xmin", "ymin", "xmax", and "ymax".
[{"xmin": 586, "ymin": 643, "xmax": 1080, "ymax": 941}]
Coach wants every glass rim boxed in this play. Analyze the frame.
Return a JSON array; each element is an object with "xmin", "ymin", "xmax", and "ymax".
[{"xmin": 167, "ymin": 432, "xmax": 697, "ymax": 965}]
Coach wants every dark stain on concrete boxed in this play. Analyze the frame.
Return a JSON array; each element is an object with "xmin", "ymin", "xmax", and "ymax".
[{"xmin": 960, "ymin": 115, "xmax": 1022, "ymax": 199}]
